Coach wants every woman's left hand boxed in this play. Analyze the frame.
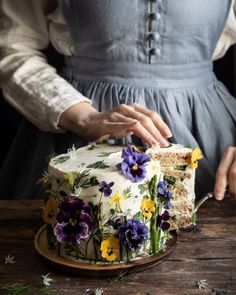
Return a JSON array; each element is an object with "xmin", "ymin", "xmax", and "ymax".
[{"xmin": 214, "ymin": 146, "xmax": 236, "ymax": 200}]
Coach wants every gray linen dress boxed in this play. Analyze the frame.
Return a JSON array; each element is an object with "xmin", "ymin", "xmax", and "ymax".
[{"xmin": 0, "ymin": 0, "xmax": 236, "ymax": 198}]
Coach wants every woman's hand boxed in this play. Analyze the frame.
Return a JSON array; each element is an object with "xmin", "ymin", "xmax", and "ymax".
[
  {"xmin": 59, "ymin": 102, "xmax": 172, "ymax": 147},
  {"xmin": 214, "ymin": 146, "xmax": 236, "ymax": 200}
]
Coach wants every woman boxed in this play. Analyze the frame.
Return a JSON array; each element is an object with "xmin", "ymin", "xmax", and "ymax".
[{"xmin": 0, "ymin": 0, "xmax": 236, "ymax": 199}]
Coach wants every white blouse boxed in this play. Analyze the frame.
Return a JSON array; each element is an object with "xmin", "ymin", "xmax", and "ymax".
[{"xmin": 0, "ymin": 0, "xmax": 236, "ymax": 133}]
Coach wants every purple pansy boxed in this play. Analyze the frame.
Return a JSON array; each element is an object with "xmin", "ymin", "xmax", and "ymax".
[
  {"xmin": 54, "ymin": 198, "xmax": 93, "ymax": 244},
  {"xmin": 116, "ymin": 146, "xmax": 150, "ymax": 183},
  {"xmin": 118, "ymin": 219, "xmax": 148, "ymax": 250},
  {"xmin": 108, "ymin": 218, "xmax": 122, "ymax": 230},
  {"xmin": 156, "ymin": 210, "xmax": 171, "ymax": 231},
  {"xmin": 157, "ymin": 180, "xmax": 174, "ymax": 209},
  {"xmin": 99, "ymin": 181, "xmax": 114, "ymax": 197}
]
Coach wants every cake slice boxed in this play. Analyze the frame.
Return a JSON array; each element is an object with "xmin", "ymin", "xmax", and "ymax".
[{"xmin": 146, "ymin": 144, "xmax": 202, "ymax": 229}]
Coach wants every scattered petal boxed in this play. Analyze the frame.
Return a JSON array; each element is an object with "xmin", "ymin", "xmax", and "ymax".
[
  {"xmin": 95, "ymin": 288, "xmax": 104, "ymax": 295},
  {"xmin": 42, "ymin": 273, "xmax": 53, "ymax": 287},
  {"xmin": 4, "ymin": 254, "xmax": 16, "ymax": 264},
  {"xmin": 195, "ymin": 279, "xmax": 208, "ymax": 290}
]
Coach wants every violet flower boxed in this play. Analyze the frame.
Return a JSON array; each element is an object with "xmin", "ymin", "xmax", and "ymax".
[
  {"xmin": 99, "ymin": 181, "xmax": 114, "ymax": 197},
  {"xmin": 116, "ymin": 146, "xmax": 150, "ymax": 183},
  {"xmin": 108, "ymin": 218, "xmax": 122, "ymax": 230},
  {"xmin": 157, "ymin": 180, "xmax": 174, "ymax": 209},
  {"xmin": 118, "ymin": 219, "xmax": 148, "ymax": 250},
  {"xmin": 156, "ymin": 210, "xmax": 171, "ymax": 231},
  {"xmin": 54, "ymin": 198, "xmax": 93, "ymax": 244}
]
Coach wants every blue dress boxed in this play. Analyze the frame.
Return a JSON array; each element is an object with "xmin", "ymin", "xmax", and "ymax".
[{"xmin": 0, "ymin": 0, "xmax": 236, "ymax": 198}]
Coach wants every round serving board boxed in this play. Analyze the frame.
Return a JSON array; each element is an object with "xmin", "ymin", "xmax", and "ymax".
[{"xmin": 34, "ymin": 225, "xmax": 178, "ymax": 277}]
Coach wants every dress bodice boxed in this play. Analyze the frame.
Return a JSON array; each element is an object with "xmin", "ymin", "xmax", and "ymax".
[{"xmin": 59, "ymin": 0, "xmax": 231, "ymax": 64}]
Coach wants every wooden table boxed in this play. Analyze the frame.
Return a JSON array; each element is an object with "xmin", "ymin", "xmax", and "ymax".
[{"xmin": 0, "ymin": 199, "xmax": 235, "ymax": 295}]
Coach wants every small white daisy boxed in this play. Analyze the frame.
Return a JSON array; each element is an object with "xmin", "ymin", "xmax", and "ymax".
[
  {"xmin": 196, "ymin": 279, "xmax": 208, "ymax": 290},
  {"xmin": 4, "ymin": 254, "xmax": 16, "ymax": 264},
  {"xmin": 95, "ymin": 288, "xmax": 104, "ymax": 295},
  {"xmin": 42, "ymin": 273, "xmax": 53, "ymax": 287}
]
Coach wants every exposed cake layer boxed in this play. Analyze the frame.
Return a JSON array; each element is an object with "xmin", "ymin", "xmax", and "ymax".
[{"xmin": 146, "ymin": 144, "xmax": 196, "ymax": 229}]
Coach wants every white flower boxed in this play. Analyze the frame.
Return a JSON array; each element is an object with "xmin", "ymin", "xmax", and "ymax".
[
  {"xmin": 95, "ymin": 288, "xmax": 104, "ymax": 295},
  {"xmin": 4, "ymin": 254, "xmax": 16, "ymax": 264},
  {"xmin": 68, "ymin": 145, "xmax": 77, "ymax": 159},
  {"xmin": 196, "ymin": 279, "xmax": 208, "ymax": 290},
  {"xmin": 42, "ymin": 273, "xmax": 53, "ymax": 287}
]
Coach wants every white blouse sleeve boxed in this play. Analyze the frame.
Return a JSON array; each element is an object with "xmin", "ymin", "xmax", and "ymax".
[
  {"xmin": 0, "ymin": 0, "xmax": 91, "ymax": 133},
  {"xmin": 213, "ymin": 0, "xmax": 236, "ymax": 60}
]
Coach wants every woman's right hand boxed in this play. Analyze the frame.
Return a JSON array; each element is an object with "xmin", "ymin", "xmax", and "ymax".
[{"xmin": 59, "ymin": 102, "xmax": 172, "ymax": 146}]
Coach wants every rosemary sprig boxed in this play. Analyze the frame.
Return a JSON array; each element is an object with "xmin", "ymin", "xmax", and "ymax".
[
  {"xmin": 87, "ymin": 160, "xmax": 109, "ymax": 169},
  {"xmin": 2, "ymin": 283, "xmax": 33, "ymax": 295},
  {"xmin": 108, "ymin": 271, "xmax": 128, "ymax": 285}
]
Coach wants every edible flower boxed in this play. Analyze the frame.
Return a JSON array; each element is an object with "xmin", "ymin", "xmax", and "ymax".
[
  {"xmin": 109, "ymin": 192, "xmax": 127, "ymax": 210},
  {"xmin": 141, "ymin": 199, "xmax": 155, "ymax": 219},
  {"xmin": 99, "ymin": 181, "xmax": 114, "ymax": 197},
  {"xmin": 156, "ymin": 210, "xmax": 171, "ymax": 231},
  {"xmin": 101, "ymin": 236, "xmax": 119, "ymax": 261},
  {"xmin": 118, "ymin": 219, "xmax": 148, "ymax": 250},
  {"xmin": 157, "ymin": 181, "xmax": 174, "ymax": 209},
  {"xmin": 64, "ymin": 172, "xmax": 78, "ymax": 189},
  {"xmin": 189, "ymin": 148, "xmax": 203, "ymax": 169},
  {"xmin": 116, "ymin": 146, "xmax": 150, "ymax": 183},
  {"xmin": 54, "ymin": 198, "xmax": 93, "ymax": 244},
  {"xmin": 43, "ymin": 197, "xmax": 58, "ymax": 225}
]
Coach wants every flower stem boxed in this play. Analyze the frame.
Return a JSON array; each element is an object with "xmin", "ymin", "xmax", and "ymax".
[{"xmin": 149, "ymin": 175, "xmax": 158, "ymax": 254}]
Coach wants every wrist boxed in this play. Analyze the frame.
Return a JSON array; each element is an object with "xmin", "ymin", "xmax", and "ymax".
[{"xmin": 58, "ymin": 102, "xmax": 98, "ymax": 134}]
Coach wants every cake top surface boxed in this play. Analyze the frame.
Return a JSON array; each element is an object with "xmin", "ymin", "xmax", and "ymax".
[
  {"xmin": 49, "ymin": 143, "xmax": 193, "ymax": 175},
  {"xmin": 146, "ymin": 144, "xmax": 192, "ymax": 155}
]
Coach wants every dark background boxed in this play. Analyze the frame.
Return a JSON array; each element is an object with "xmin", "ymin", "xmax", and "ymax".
[{"xmin": 0, "ymin": 45, "xmax": 235, "ymax": 168}]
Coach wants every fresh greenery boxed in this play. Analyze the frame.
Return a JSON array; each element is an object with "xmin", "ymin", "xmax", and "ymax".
[
  {"xmin": 175, "ymin": 165, "xmax": 187, "ymax": 171},
  {"xmin": 108, "ymin": 271, "xmax": 128, "ymax": 285},
  {"xmin": 87, "ymin": 160, "xmax": 109, "ymax": 169},
  {"xmin": 45, "ymin": 153, "xmax": 57, "ymax": 164},
  {"xmin": 73, "ymin": 170, "xmax": 99, "ymax": 190},
  {"xmin": 163, "ymin": 175, "xmax": 177, "ymax": 186},
  {"xmin": 98, "ymin": 151, "xmax": 115, "ymax": 157},
  {"xmin": 52, "ymin": 155, "xmax": 70, "ymax": 165},
  {"xmin": 87, "ymin": 144, "xmax": 97, "ymax": 150}
]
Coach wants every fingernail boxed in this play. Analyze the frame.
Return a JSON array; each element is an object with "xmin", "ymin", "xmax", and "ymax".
[
  {"xmin": 161, "ymin": 141, "xmax": 169, "ymax": 148},
  {"xmin": 214, "ymin": 192, "xmax": 224, "ymax": 200},
  {"xmin": 164, "ymin": 132, "xmax": 172, "ymax": 139}
]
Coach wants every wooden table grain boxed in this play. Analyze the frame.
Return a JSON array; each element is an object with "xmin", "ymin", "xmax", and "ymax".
[{"xmin": 0, "ymin": 199, "xmax": 235, "ymax": 295}]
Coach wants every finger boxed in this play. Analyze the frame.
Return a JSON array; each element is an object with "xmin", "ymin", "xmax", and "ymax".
[
  {"xmin": 128, "ymin": 121, "xmax": 160, "ymax": 146},
  {"xmin": 115, "ymin": 104, "xmax": 168, "ymax": 146},
  {"xmin": 214, "ymin": 147, "xmax": 235, "ymax": 200},
  {"xmin": 229, "ymin": 160, "xmax": 236, "ymax": 197},
  {"xmin": 131, "ymin": 103, "xmax": 172, "ymax": 138},
  {"xmin": 109, "ymin": 130, "xmax": 134, "ymax": 139}
]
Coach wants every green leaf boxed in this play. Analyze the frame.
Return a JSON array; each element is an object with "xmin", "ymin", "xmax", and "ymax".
[
  {"xmin": 52, "ymin": 155, "xmax": 70, "ymax": 165},
  {"xmin": 89, "ymin": 176, "xmax": 99, "ymax": 186},
  {"xmin": 87, "ymin": 160, "xmax": 109, "ymax": 169},
  {"xmin": 87, "ymin": 144, "xmax": 97, "ymax": 150},
  {"xmin": 138, "ymin": 183, "xmax": 147, "ymax": 194},
  {"xmin": 110, "ymin": 208, "xmax": 115, "ymax": 215},
  {"xmin": 133, "ymin": 212, "xmax": 141, "ymax": 220},
  {"xmin": 98, "ymin": 151, "xmax": 115, "ymax": 157},
  {"xmin": 163, "ymin": 175, "xmax": 177, "ymax": 186},
  {"xmin": 184, "ymin": 144, "xmax": 192, "ymax": 149},
  {"xmin": 175, "ymin": 165, "xmax": 187, "ymax": 171}
]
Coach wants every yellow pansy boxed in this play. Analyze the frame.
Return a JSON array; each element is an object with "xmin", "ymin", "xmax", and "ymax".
[
  {"xmin": 189, "ymin": 148, "xmax": 203, "ymax": 169},
  {"xmin": 64, "ymin": 172, "xmax": 78, "ymax": 188},
  {"xmin": 101, "ymin": 236, "xmax": 119, "ymax": 261},
  {"xmin": 43, "ymin": 197, "xmax": 58, "ymax": 225},
  {"xmin": 141, "ymin": 199, "xmax": 155, "ymax": 219}
]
